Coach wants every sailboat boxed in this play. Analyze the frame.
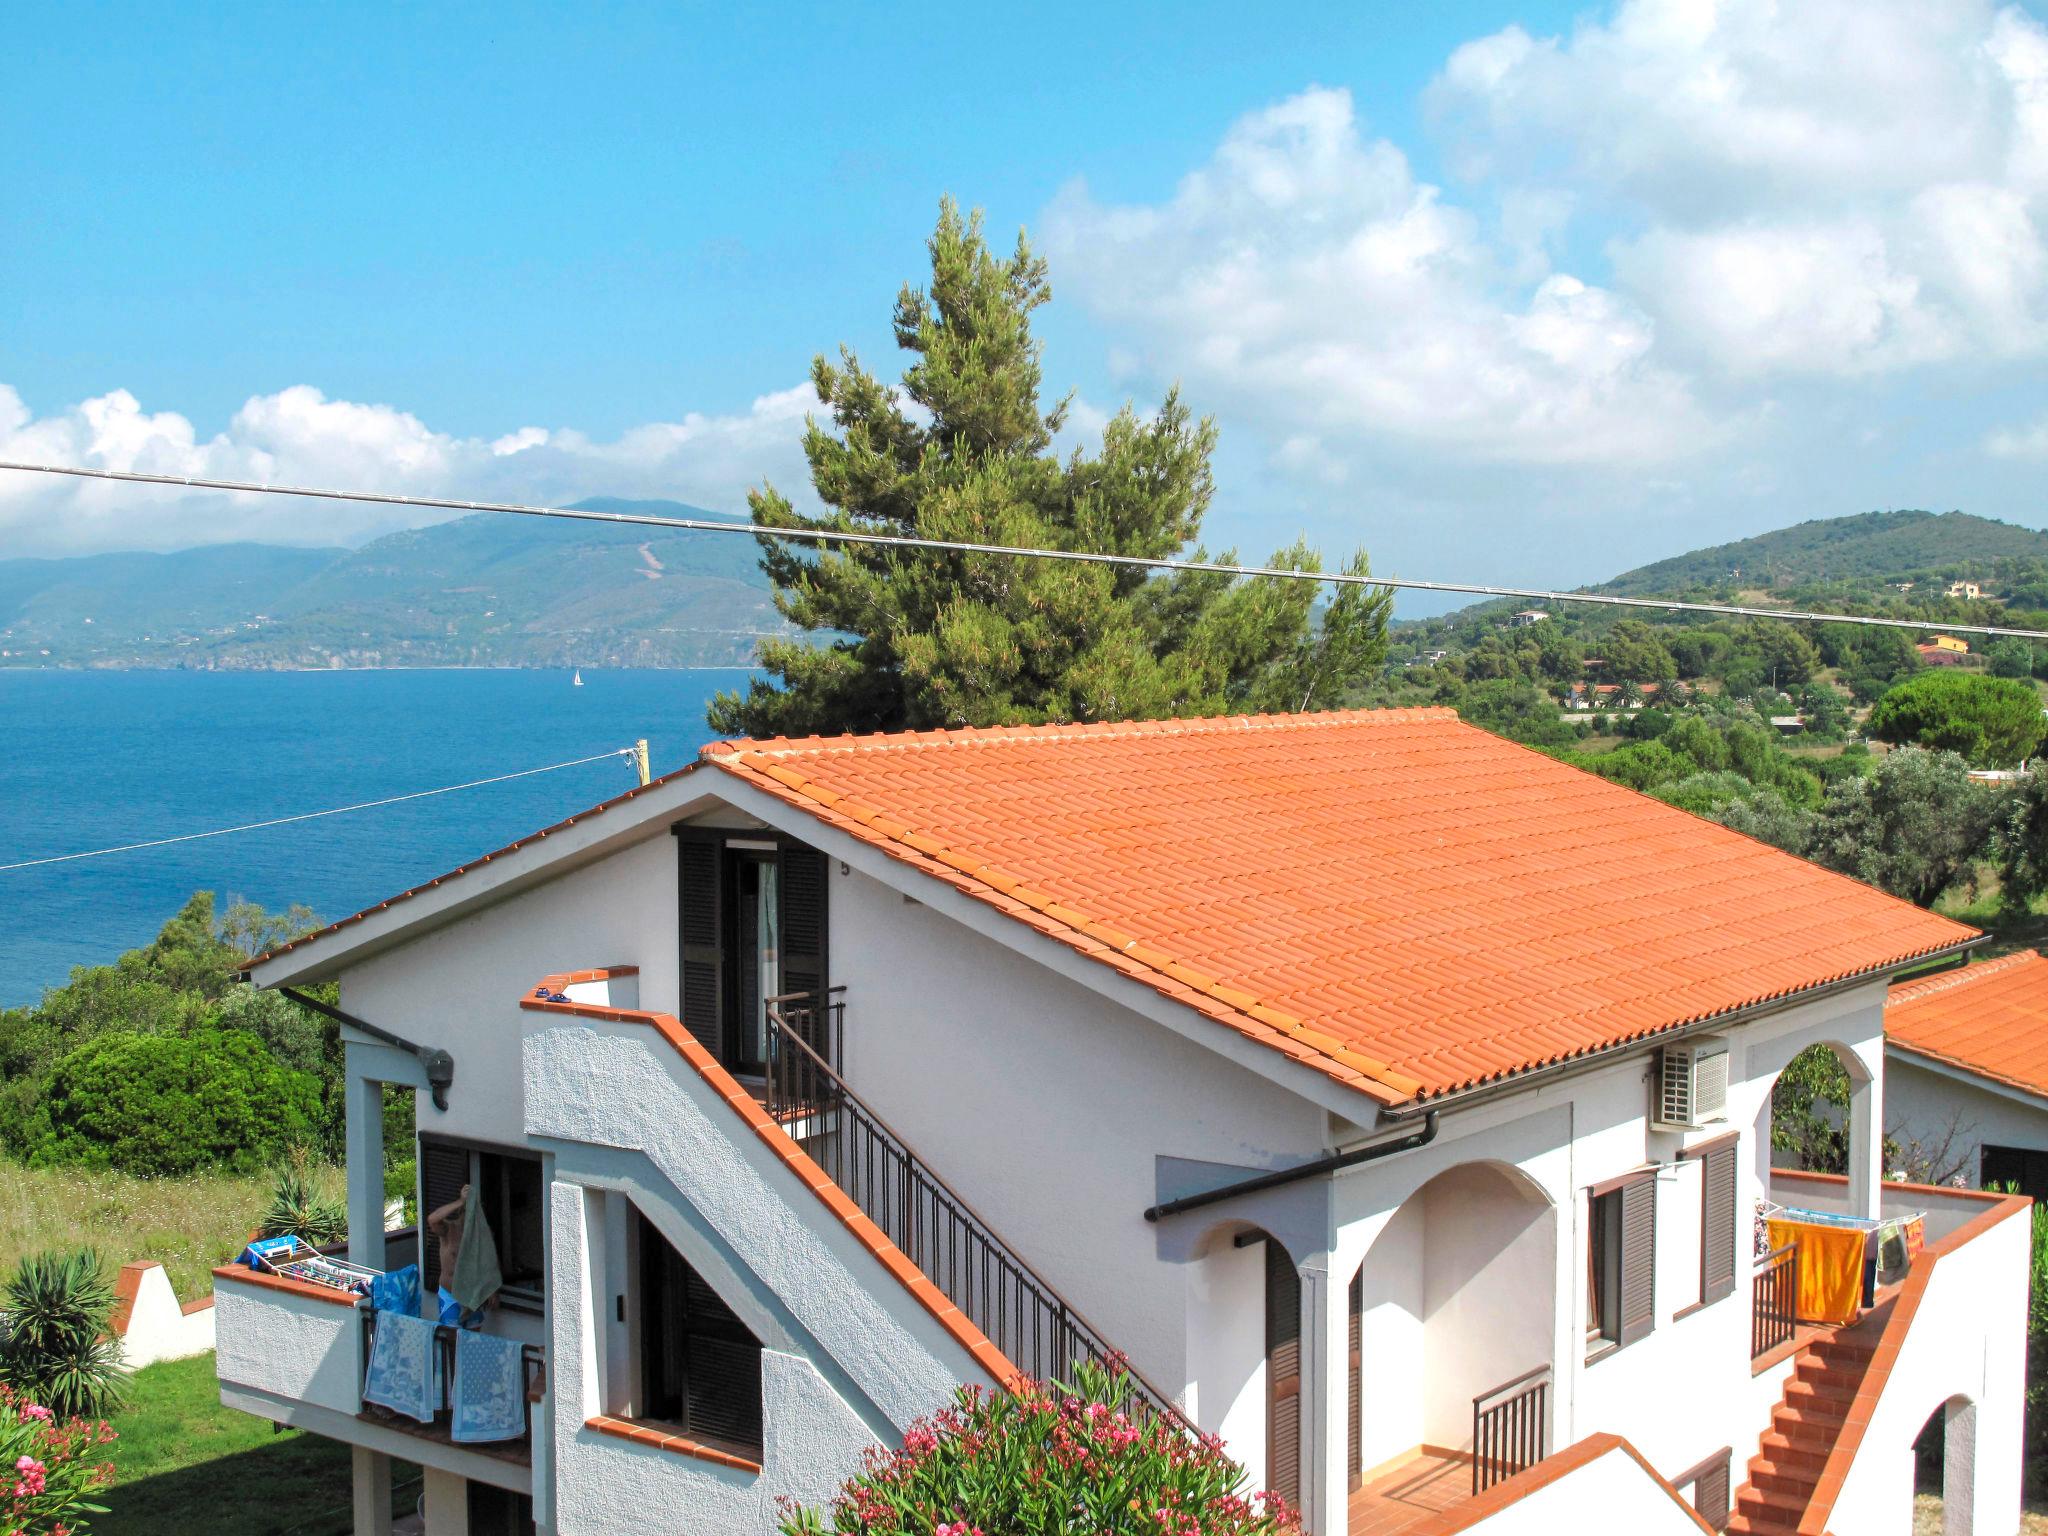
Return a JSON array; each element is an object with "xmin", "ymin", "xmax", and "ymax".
[{"xmin": 572, "ymin": 669, "xmax": 583, "ymax": 687}]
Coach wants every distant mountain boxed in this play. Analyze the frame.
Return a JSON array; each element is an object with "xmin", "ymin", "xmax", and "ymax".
[
  {"xmin": 0, "ymin": 498, "xmax": 788, "ymax": 669},
  {"xmin": 1597, "ymin": 510, "xmax": 2048, "ymax": 596}
]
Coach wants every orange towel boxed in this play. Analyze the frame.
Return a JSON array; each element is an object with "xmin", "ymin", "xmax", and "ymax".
[{"xmin": 1768, "ymin": 1218, "xmax": 1865, "ymax": 1324}]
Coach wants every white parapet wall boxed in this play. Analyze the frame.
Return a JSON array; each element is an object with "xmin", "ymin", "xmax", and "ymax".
[
  {"xmin": 211, "ymin": 1266, "xmax": 367, "ymax": 1417},
  {"xmin": 1457, "ymin": 1435, "xmax": 1711, "ymax": 1535},
  {"xmin": 110, "ymin": 1261, "xmax": 216, "ymax": 1370}
]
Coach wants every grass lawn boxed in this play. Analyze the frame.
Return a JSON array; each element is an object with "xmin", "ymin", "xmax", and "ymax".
[
  {"xmin": 0, "ymin": 1160, "xmax": 270, "ymax": 1302},
  {"xmin": 96, "ymin": 1353, "xmax": 418, "ymax": 1536}
]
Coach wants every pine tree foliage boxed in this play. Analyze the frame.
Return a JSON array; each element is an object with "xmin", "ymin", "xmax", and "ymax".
[{"xmin": 708, "ymin": 200, "xmax": 1391, "ymax": 737}]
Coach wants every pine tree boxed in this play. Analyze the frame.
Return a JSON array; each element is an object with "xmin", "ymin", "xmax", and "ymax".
[{"xmin": 708, "ymin": 200, "xmax": 1390, "ymax": 737}]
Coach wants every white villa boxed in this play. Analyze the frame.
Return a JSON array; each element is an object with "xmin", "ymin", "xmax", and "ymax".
[{"xmin": 215, "ymin": 708, "xmax": 2031, "ymax": 1536}]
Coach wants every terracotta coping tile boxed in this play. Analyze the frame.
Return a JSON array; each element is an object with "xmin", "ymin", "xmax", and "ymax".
[
  {"xmin": 584, "ymin": 1414, "xmax": 762, "ymax": 1474},
  {"xmin": 212, "ymin": 1263, "xmax": 366, "ymax": 1309}
]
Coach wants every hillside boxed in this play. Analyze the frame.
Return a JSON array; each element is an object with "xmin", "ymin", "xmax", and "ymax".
[
  {"xmin": 0, "ymin": 499, "xmax": 788, "ymax": 669},
  {"xmin": 1598, "ymin": 509, "xmax": 2048, "ymax": 596}
]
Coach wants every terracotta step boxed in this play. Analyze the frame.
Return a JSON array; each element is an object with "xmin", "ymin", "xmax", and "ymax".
[
  {"xmin": 1795, "ymin": 1356, "xmax": 1863, "ymax": 1387},
  {"xmin": 1783, "ymin": 1377, "xmax": 1859, "ymax": 1411},
  {"xmin": 1738, "ymin": 1483, "xmax": 1813, "ymax": 1522},
  {"xmin": 1772, "ymin": 1403, "xmax": 1847, "ymax": 1439},
  {"xmin": 1745, "ymin": 1462, "xmax": 1820, "ymax": 1500},
  {"xmin": 1727, "ymin": 1510, "xmax": 1800, "ymax": 1536},
  {"xmin": 1755, "ymin": 1430, "xmax": 1831, "ymax": 1472}
]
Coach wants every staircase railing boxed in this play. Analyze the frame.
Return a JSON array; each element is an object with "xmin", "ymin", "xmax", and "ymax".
[
  {"xmin": 1472, "ymin": 1363, "xmax": 1550, "ymax": 1494},
  {"xmin": 1752, "ymin": 1242, "xmax": 1800, "ymax": 1360},
  {"xmin": 763, "ymin": 997, "xmax": 1184, "ymax": 1427}
]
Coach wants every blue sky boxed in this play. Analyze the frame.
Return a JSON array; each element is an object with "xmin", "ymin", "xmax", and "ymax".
[{"xmin": 5, "ymin": 1, "xmax": 2047, "ymax": 607}]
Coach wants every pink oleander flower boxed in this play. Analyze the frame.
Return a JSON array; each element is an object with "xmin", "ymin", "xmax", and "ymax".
[{"xmin": 16, "ymin": 1406, "xmax": 49, "ymax": 1424}]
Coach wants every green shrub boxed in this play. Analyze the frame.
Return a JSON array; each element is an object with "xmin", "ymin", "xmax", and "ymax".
[
  {"xmin": 0, "ymin": 1382, "xmax": 116, "ymax": 1535},
  {"xmin": 0, "ymin": 1251, "xmax": 125, "ymax": 1420},
  {"xmin": 21, "ymin": 1031, "xmax": 321, "ymax": 1177},
  {"xmin": 258, "ymin": 1151, "xmax": 348, "ymax": 1248},
  {"xmin": 778, "ymin": 1361, "xmax": 1297, "ymax": 1536}
]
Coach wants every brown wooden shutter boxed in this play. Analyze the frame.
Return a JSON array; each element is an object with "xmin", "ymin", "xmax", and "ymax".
[
  {"xmin": 1617, "ymin": 1173, "xmax": 1657, "ymax": 1347},
  {"xmin": 1347, "ymin": 1264, "xmax": 1363, "ymax": 1491},
  {"xmin": 1265, "ymin": 1239, "xmax": 1301, "ymax": 1508},
  {"xmin": 777, "ymin": 844, "xmax": 829, "ymax": 1035},
  {"xmin": 419, "ymin": 1139, "xmax": 469, "ymax": 1291},
  {"xmin": 681, "ymin": 1260, "xmax": 763, "ymax": 1453},
  {"xmin": 1694, "ymin": 1451, "xmax": 1731, "ymax": 1528},
  {"xmin": 1701, "ymin": 1142, "xmax": 1738, "ymax": 1304},
  {"xmin": 676, "ymin": 832, "xmax": 724, "ymax": 1056}
]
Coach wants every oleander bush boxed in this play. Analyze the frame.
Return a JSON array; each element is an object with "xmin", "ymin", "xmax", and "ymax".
[
  {"xmin": 0, "ymin": 1383, "xmax": 115, "ymax": 1536},
  {"xmin": 776, "ymin": 1360, "xmax": 1298, "ymax": 1536}
]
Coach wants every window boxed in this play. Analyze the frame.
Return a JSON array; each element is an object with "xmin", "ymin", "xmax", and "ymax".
[
  {"xmin": 1674, "ymin": 1448, "xmax": 1731, "ymax": 1528},
  {"xmin": 419, "ymin": 1138, "xmax": 546, "ymax": 1305},
  {"xmin": 1687, "ymin": 1134, "xmax": 1739, "ymax": 1307},
  {"xmin": 1586, "ymin": 1171, "xmax": 1655, "ymax": 1358},
  {"xmin": 637, "ymin": 1210, "xmax": 763, "ymax": 1458},
  {"xmin": 1982, "ymin": 1144, "xmax": 2048, "ymax": 1205},
  {"xmin": 677, "ymin": 833, "xmax": 830, "ymax": 1076}
]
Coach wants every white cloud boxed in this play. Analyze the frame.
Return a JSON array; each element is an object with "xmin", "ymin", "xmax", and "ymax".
[
  {"xmin": 1986, "ymin": 411, "xmax": 2048, "ymax": 458},
  {"xmin": 1432, "ymin": 0, "xmax": 2048, "ymax": 377},
  {"xmin": 0, "ymin": 382, "xmax": 820, "ymax": 555},
  {"xmin": 1044, "ymin": 86, "xmax": 1720, "ymax": 471}
]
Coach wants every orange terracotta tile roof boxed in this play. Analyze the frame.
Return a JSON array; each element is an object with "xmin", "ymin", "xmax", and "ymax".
[
  {"xmin": 1886, "ymin": 949, "xmax": 2048, "ymax": 1100},
  {"xmin": 705, "ymin": 708, "xmax": 1977, "ymax": 1104}
]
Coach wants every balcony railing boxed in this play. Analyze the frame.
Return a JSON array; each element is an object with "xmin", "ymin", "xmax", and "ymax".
[
  {"xmin": 1752, "ymin": 1242, "xmax": 1800, "ymax": 1360},
  {"xmin": 763, "ymin": 997, "xmax": 1184, "ymax": 1428},
  {"xmin": 359, "ymin": 1308, "xmax": 545, "ymax": 1459},
  {"xmin": 1472, "ymin": 1364, "xmax": 1550, "ymax": 1494}
]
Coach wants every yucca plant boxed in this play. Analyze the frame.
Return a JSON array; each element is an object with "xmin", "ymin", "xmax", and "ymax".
[
  {"xmin": 259, "ymin": 1148, "xmax": 348, "ymax": 1248},
  {"xmin": 0, "ymin": 1249, "xmax": 126, "ymax": 1420}
]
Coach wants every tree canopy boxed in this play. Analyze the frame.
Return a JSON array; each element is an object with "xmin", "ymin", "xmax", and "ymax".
[
  {"xmin": 1865, "ymin": 670, "xmax": 2047, "ymax": 767},
  {"xmin": 1806, "ymin": 747, "xmax": 1998, "ymax": 908},
  {"xmin": 708, "ymin": 200, "xmax": 1390, "ymax": 738}
]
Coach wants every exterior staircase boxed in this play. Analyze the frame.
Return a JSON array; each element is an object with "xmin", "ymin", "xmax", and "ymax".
[{"xmin": 1726, "ymin": 1329, "xmax": 1878, "ymax": 1534}]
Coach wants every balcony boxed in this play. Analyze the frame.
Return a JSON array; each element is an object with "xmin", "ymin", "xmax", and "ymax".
[{"xmin": 212, "ymin": 1261, "xmax": 544, "ymax": 1483}]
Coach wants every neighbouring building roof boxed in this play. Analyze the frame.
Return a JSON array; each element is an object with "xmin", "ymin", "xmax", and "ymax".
[
  {"xmin": 1887, "ymin": 949, "xmax": 2048, "ymax": 1102},
  {"xmin": 707, "ymin": 708, "xmax": 1975, "ymax": 1105}
]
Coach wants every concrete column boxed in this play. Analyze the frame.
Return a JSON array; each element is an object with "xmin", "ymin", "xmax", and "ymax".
[
  {"xmin": 351, "ymin": 1446, "xmax": 394, "ymax": 1536},
  {"xmin": 420, "ymin": 1467, "xmax": 470, "ymax": 1536},
  {"xmin": 345, "ymin": 1064, "xmax": 389, "ymax": 1272},
  {"xmin": 1846, "ymin": 1062, "xmax": 1882, "ymax": 1221},
  {"xmin": 1300, "ymin": 1253, "xmax": 1344, "ymax": 1536},
  {"xmin": 1944, "ymin": 1396, "xmax": 1979, "ymax": 1536}
]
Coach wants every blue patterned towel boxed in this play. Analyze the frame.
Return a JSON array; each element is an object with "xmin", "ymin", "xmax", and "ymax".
[
  {"xmin": 451, "ymin": 1329, "xmax": 528, "ymax": 1443},
  {"xmin": 361, "ymin": 1310, "xmax": 437, "ymax": 1423}
]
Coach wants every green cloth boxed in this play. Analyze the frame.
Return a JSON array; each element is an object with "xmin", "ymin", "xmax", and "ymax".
[{"xmin": 448, "ymin": 1182, "xmax": 502, "ymax": 1312}]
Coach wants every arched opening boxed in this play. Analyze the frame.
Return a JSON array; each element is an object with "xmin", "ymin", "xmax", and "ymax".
[
  {"xmin": 1350, "ymin": 1162, "xmax": 1556, "ymax": 1480},
  {"xmin": 1913, "ymin": 1394, "xmax": 1979, "ymax": 1536}
]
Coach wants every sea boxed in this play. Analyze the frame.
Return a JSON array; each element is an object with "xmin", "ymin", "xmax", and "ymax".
[{"xmin": 0, "ymin": 668, "xmax": 754, "ymax": 1007}]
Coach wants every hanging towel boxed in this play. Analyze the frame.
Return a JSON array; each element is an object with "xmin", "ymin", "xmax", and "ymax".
[
  {"xmin": 447, "ymin": 1182, "xmax": 503, "ymax": 1313},
  {"xmin": 370, "ymin": 1263, "xmax": 421, "ymax": 1318},
  {"xmin": 1769, "ymin": 1217, "xmax": 1865, "ymax": 1324},
  {"xmin": 361, "ymin": 1310, "xmax": 439, "ymax": 1423},
  {"xmin": 451, "ymin": 1329, "xmax": 528, "ymax": 1443}
]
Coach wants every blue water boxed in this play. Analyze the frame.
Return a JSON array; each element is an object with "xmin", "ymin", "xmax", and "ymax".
[{"xmin": 0, "ymin": 669, "xmax": 753, "ymax": 1006}]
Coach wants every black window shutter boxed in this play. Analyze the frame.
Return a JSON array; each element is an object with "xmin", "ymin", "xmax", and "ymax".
[
  {"xmin": 1617, "ymin": 1174, "xmax": 1657, "ymax": 1347},
  {"xmin": 1694, "ymin": 1452, "xmax": 1731, "ymax": 1527},
  {"xmin": 1347, "ymin": 1265, "xmax": 1363, "ymax": 1491},
  {"xmin": 676, "ymin": 833, "xmax": 724, "ymax": 1056},
  {"xmin": 1265, "ymin": 1240, "xmax": 1301, "ymax": 1508},
  {"xmin": 419, "ymin": 1139, "xmax": 469, "ymax": 1291},
  {"xmin": 681, "ymin": 1262, "xmax": 763, "ymax": 1453},
  {"xmin": 777, "ymin": 844, "xmax": 829, "ymax": 1023},
  {"xmin": 1701, "ymin": 1143, "xmax": 1738, "ymax": 1304}
]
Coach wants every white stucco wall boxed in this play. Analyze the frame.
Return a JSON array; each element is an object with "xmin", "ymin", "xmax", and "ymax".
[
  {"xmin": 213, "ymin": 1275, "xmax": 364, "ymax": 1416},
  {"xmin": 1461, "ymin": 1441, "xmax": 1709, "ymax": 1535},
  {"xmin": 1823, "ymin": 1203, "xmax": 2029, "ymax": 1536},
  {"xmin": 114, "ymin": 1262, "xmax": 215, "ymax": 1369},
  {"xmin": 1886, "ymin": 1050, "xmax": 2048, "ymax": 1188},
  {"xmin": 1184, "ymin": 1232, "xmax": 1269, "ymax": 1488},
  {"xmin": 526, "ymin": 1015, "xmax": 1003, "ymax": 1534}
]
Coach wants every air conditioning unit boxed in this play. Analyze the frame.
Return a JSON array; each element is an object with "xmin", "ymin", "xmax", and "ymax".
[{"xmin": 1654, "ymin": 1039, "xmax": 1729, "ymax": 1130}]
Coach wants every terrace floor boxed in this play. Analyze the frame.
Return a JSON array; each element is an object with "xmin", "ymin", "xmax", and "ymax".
[{"xmin": 1348, "ymin": 1448, "xmax": 1474, "ymax": 1536}]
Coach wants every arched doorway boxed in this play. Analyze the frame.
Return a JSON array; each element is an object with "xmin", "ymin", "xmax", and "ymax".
[
  {"xmin": 1349, "ymin": 1161, "xmax": 1556, "ymax": 1479},
  {"xmin": 1913, "ymin": 1394, "xmax": 1979, "ymax": 1536}
]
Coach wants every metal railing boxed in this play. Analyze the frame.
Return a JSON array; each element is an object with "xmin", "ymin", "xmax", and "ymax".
[
  {"xmin": 1752, "ymin": 1242, "xmax": 1800, "ymax": 1360},
  {"xmin": 1472, "ymin": 1364, "xmax": 1550, "ymax": 1495},
  {"xmin": 360, "ymin": 1308, "xmax": 545, "ymax": 1454},
  {"xmin": 763, "ymin": 996, "xmax": 1184, "ymax": 1427}
]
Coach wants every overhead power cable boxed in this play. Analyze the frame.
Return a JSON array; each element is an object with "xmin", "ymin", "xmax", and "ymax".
[
  {"xmin": 0, "ymin": 748, "xmax": 638, "ymax": 874},
  {"xmin": 3, "ymin": 459, "xmax": 2045, "ymax": 640}
]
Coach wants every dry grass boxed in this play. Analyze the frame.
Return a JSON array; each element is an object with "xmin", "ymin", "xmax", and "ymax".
[
  {"xmin": 1913, "ymin": 1493, "xmax": 2048, "ymax": 1533},
  {"xmin": 0, "ymin": 1160, "xmax": 272, "ymax": 1303}
]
